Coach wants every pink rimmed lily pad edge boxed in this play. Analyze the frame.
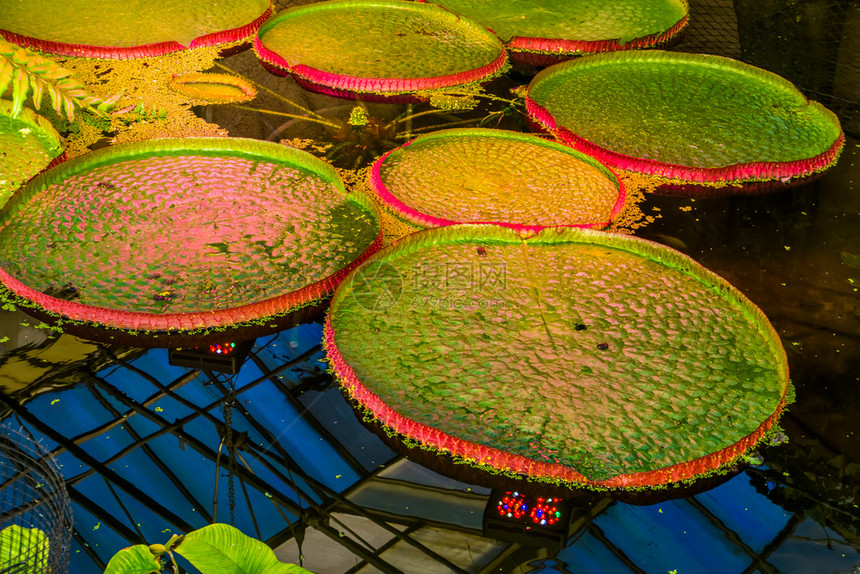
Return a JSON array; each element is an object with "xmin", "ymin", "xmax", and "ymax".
[
  {"xmin": 414, "ymin": 0, "xmax": 689, "ymax": 65},
  {"xmin": 524, "ymin": 53, "xmax": 845, "ymax": 187},
  {"xmin": 0, "ymin": 137, "xmax": 383, "ymax": 337},
  {"xmin": 253, "ymin": 1, "xmax": 508, "ymax": 99},
  {"xmin": 0, "ymin": 6, "xmax": 273, "ymax": 59},
  {"xmin": 324, "ymin": 225, "xmax": 792, "ymax": 491}
]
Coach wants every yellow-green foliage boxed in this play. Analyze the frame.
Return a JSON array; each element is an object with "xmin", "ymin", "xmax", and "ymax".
[{"xmin": 0, "ymin": 37, "xmax": 119, "ymax": 121}]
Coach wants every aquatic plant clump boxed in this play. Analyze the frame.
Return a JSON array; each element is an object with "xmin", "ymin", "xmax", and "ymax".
[
  {"xmin": 526, "ymin": 51, "xmax": 844, "ymax": 193},
  {"xmin": 255, "ymin": 0, "xmax": 507, "ymax": 100},
  {"xmin": 0, "ymin": 138, "xmax": 381, "ymax": 344},
  {"xmin": 0, "ymin": 0, "xmax": 272, "ymax": 59},
  {"xmin": 326, "ymin": 225, "xmax": 791, "ymax": 490},
  {"xmin": 370, "ymin": 128, "xmax": 625, "ymax": 231},
  {"xmin": 0, "ymin": 100, "xmax": 64, "ymax": 208},
  {"xmin": 421, "ymin": 0, "xmax": 688, "ymax": 65}
]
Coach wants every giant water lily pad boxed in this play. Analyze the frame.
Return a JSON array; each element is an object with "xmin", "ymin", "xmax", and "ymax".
[
  {"xmin": 255, "ymin": 0, "xmax": 507, "ymax": 100},
  {"xmin": 0, "ymin": 138, "xmax": 381, "ymax": 346},
  {"xmin": 370, "ymin": 128, "xmax": 625, "ymax": 231},
  {"xmin": 326, "ymin": 225, "xmax": 790, "ymax": 489},
  {"xmin": 526, "ymin": 51, "xmax": 844, "ymax": 194},
  {"xmin": 424, "ymin": 0, "xmax": 688, "ymax": 65},
  {"xmin": 0, "ymin": 0, "xmax": 272, "ymax": 58},
  {"xmin": 0, "ymin": 100, "xmax": 64, "ymax": 208}
]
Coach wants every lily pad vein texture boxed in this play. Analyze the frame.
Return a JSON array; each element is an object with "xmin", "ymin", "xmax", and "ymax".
[
  {"xmin": 0, "ymin": 100, "xmax": 64, "ymax": 209},
  {"xmin": 0, "ymin": 0, "xmax": 272, "ymax": 58},
  {"xmin": 325, "ymin": 225, "xmax": 791, "ymax": 489},
  {"xmin": 526, "ymin": 51, "xmax": 844, "ymax": 189},
  {"xmin": 0, "ymin": 137, "xmax": 381, "ymax": 337},
  {"xmin": 254, "ymin": 0, "xmax": 507, "ymax": 98},
  {"xmin": 420, "ymin": 0, "xmax": 688, "ymax": 63}
]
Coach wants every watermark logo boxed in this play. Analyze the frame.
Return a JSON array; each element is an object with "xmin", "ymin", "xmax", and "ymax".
[
  {"xmin": 349, "ymin": 260, "xmax": 509, "ymax": 312},
  {"xmin": 412, "ymin": 262, "xmax": 507, "ymax": 292},
  {"xmin": 349, "ymin": 261, "xmax": 403, "ymax": 311},
  {"xmin": 410, "ymin": 261, "xmax": 507, "ymax": 311}
]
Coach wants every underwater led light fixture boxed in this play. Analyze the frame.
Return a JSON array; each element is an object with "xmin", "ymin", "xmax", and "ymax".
[
  {"xmin": 254, "ymin": 0, "xmax": 507, "ymax": 101},
  {"xmin": 526, "ymin": 51, "xmax": 844, "ymax": 195},
  {"xmin": 419, "ymin": 0, "xmax": 688, "ymax": 66},
  {"xmin": 483, "ymin": 490, "xmax": 575, "ymax": 546},
  {"xmin": 0, "ymin": 100, "xmax": 64, "ymax": 209},
  {"xmin": 0, "ymin": 137, "xmax": 381, "ymax": 347},
  {"xmin": 168, "ymin": 339, "xmax": 255, "ymax": 374},
  {"xmin": 369, "ymin": 128, "xmax": 625, "ymax": 232},
  {"xmin": 0, "ymin": 0, "xmax": 272, "ymax": 59},
  {"xmin": 325, "ymin": 225, "xmax": 791, "ymax": 490}
]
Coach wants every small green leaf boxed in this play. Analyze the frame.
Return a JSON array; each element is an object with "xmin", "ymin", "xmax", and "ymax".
[
  {"xmin": 47, "ymin": 83, "xmax": 62, "ymax": 115},
  {"xmin": 0, "ymin": 58, "xmax": 12, "ymax": 97},
  {"xmin": 348, "ymin": 106, "xmax": 369, "ymax": 127},
  {"xmin": 175, "ymin": 524, "xmax": 315, "ymax": 574},
  {"xmin": 62, "ymin": 94, "xmax": 76, "ymax": 122},
  {"xmin": 840, "ymin": 252, "xmax": 860, "ymax": 269},
  {"xmin": 11, "ymin": 67, "xmax": 28, "ymax": 117},
  {"xmin": 31, "ymin": 76, "xmax": 44, "ymax": 110},
  {"xmin": 103, "ymin": 544, "xmax": 163, "ymax": 574}
]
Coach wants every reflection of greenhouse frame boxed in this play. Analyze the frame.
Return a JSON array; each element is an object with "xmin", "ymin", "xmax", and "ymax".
[{"xmin": 326, "ymin": 225, "xmax": 792, "ymax": 491}]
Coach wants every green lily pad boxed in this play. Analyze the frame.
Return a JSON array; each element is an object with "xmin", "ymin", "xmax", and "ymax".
[
  {"xmin": 0, "ymin": 100, "xmax": 64, "ymax": 209},
  {"xmin": 426, "ymin": 0, "xmax": 688, "ymax": 64},
  {"xmin": 0, "ymin": 0, "xmax": 271, "ymax": 58},
  {"xmin": 0, "ymin": 138, "xmax": 380, "ymax": 344},
  {"xmin": 326, "ymin": 225, "xmax": 790, "ymax": 489},
  {"xmin": 255, "ymin": 0, "xmax": 507, "ymax": 99},
  {"xmin": 526, "ymin": 51, "xmax": 844, "ymax": 193},
  {"xmin": 370, "ymin": 128, "xmax": 625, "ymax": 231}
]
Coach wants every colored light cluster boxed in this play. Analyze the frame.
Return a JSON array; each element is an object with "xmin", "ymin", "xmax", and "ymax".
[
  {"xmin": 497, "ymin": 492, "xmax": 562, "ymax": 526},
  {"xmin": 208, "ymin": 342, "xmax": 237, "ymax": 355}
]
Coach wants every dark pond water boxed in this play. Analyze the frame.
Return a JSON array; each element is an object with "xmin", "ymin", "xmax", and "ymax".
[{"xmin": 1, "ymin": 0, "xmax": 858, "ymax": 573}]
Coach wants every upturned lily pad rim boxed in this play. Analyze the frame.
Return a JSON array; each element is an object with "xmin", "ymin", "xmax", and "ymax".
[
  {"xmin": 168, "ymin": 72, "xmax": 258, "ymax": 103},
  {"xmin": 0, "ymin": 99, "xmax": 64, "ymax": 154},
  {"xmin": 0, "ymin": 99, "xmax": 66, "ymax": 205},
  {"xmin": 325, "ymin": 224, "xmax": 791, "ymax": 490},
  {"xmin": 416, "ymin": 0, "xmax": 689, "ymax": 59},
  {"xmin": 0, "ymin": 137, "xmax": 383, "ymax": 335},
  {"xmin": 369, "ymin": 128, "xmax": 626, "ymax": 231},
  {"xmin": 526, "ymin": 51, "xmax": 845, "ymax": 186},
  {"xmin": 506, "ymin": 15, "xmax": 687, "ymax": 57},
  {"xmin": 0, "ymin": 5, "xmax": 272, "ymax": 59},
  {"xmin": 254, "ymin": 0, "xmax": 508, "ymax": 96}
]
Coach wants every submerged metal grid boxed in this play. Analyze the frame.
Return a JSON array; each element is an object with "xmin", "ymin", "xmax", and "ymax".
[{"xmin": 0, "ymin": 426, "xmax": 72, "ymax": 574}]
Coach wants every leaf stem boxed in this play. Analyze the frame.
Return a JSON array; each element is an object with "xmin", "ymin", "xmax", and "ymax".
[
  {"xmin": 212, "ymin": 61, "xmax": 332, "ymax": 122},
  {"xmin": 228, "ymin": 104, "xmax": 343, "ymax": 130}
]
